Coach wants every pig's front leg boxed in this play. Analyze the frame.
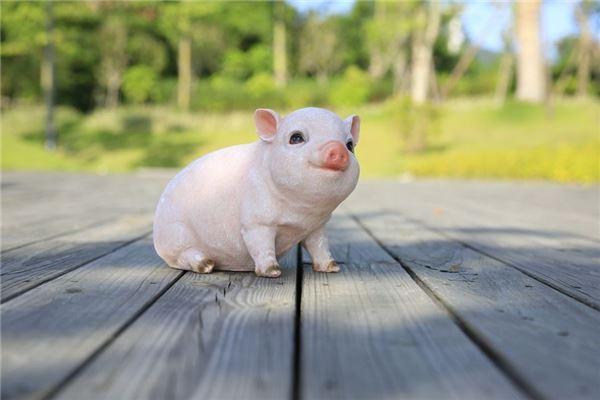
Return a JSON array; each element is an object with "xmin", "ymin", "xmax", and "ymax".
[
  {"xmin": 302, "ymin": 226, "xmax": 340, "ymax": 273},
  {"xmin": 241, "ymin": 225, "xmax": 282, "ymax": 278}
]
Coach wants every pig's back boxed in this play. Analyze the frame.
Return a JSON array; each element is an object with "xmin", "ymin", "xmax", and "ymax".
[{"xmin": 154, "ymin": 142, "xmax": 257, "ymax": 267}]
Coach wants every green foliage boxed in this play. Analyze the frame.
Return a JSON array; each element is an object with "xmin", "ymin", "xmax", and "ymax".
[
  {"xmin": 389, "ymin": 97, "xmax": 441, "ymax": 153},
  {"xmin": 222, "ymin": 44, "xmax": 272, "ymax": 80},
  {"xmin": 244, "ymin": 73, "xmax": 279, "ymax": 105},
  {"xmin": 283, "ymin": 79, "xmax": 330, "ymax": 109},
  {"xmin": 1, "ymin": 0, "xmax": 599, "ymax": 188},
  {"xmin": 122, "ymin": 65, "xmax": 159, "ymax": 104},
  {"xmin": 298, "ymin": 12, "xmax": 344, "ymax": 80},
  {"xmin": 3, "ymin": 100, "xmax": 598, "ymax": 183},
  {"xmin": 2, "ymin": 1, "xmax": 597, "ymax": 111},
  {"xmin": 329, "ymin": 66, "xmax": 372, "ymax": 107}
]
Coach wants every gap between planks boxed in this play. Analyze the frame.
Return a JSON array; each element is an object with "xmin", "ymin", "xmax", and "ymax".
[
  {"xmin": 9, "ymin": 209, "xmax": 555, "ymax": 400},
  {"xmin": 42, "ymin": 271, "xmax": 186, "ymax": 400},
  {"xmin": 1, "ymin": 215, "xmax": 117, "ymax": 253},
  {"xmin": 292, "ymin": 243, "xmax": 303, "ymax": 400},
  {"xmin": 1, "ymin": 231, "xmax": 152, "ymax": 304},
  {"xmin": 48, "ymin": 245, "xmax": 298, "ymax": 399},
  {"xmin": 348, "ymin": 213, "xmax": 545, "ymax": 400},
  {"xmin": 390, "ymin": 211, "xmax": 600, "ymax": 313}
]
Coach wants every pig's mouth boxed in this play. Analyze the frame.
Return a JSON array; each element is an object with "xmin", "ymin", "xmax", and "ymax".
[{"xmin": 308, "ymin": 161, "xmax": 347, "ymax": 173}]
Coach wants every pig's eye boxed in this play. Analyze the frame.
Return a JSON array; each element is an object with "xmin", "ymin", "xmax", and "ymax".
[
  {"xmin": 289, "ymin": 131, "xmax": 305, "ymax": 145},
  {"xmin": 346, "ymin": 140, "xmax": 354, "ymax": 153}
]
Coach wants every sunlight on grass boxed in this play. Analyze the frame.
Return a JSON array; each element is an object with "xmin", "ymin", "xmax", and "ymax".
[{"xmin": 2, "ymin": 99, "xmax": 598, "ymax": 182}]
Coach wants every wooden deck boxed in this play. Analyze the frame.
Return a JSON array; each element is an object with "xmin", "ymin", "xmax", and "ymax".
[{"xmin": 1, "ymin": 171, "xmax": 599, "ymax": 400}]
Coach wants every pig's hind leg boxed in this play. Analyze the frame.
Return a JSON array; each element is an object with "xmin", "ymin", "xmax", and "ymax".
[
  {"xmin": 156, "ymin": 221, "xmax": 214, "ymax": 274},
  {"xmin": 172, "ymin": 248, "xmax": 215, "ymax": 274}
]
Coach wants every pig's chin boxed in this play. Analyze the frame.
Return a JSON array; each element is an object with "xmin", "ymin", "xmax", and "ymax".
[{"xmin": 306, "ymin": 160, "xmax": 360, "ymax": 198}]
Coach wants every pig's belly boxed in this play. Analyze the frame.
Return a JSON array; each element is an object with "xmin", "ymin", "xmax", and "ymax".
[{"xmin": 159, "ymin": 197, "xmax": 305, "ymax": 271}]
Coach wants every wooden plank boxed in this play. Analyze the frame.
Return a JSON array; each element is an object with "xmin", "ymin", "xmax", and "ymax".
[
  {"xmin": 1, "ymin": 213, "xmax": 153, "ymax": 302},
  {"xmin": 0, "ymin": 237, "xmax": 181, "ymax": 400},
  {"xmin": 54, "ymin": 249, "xmax": 298, "ymax": 400},
  {"xmin": 300, "ymin": 213, "xmax": 524, "ymax": 400},
  {"xmin": 348, "ymin": 180, "xmax": 598, "ymax": 242},
  {"xmin": 346, "ymin": 182, "xmax": 600, "ymax": 310},
  {"xmin": 1, "ymin": 172, "xmax": 169, "ymax": 251},
  {"xmin": 351, "ymin": 209, "xmax": 600, "ymax": 400}
]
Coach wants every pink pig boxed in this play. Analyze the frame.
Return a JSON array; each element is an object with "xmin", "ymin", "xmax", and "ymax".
[{"xmin": 153, "ymin": 107, "xmax": 360, "ymax": 277}]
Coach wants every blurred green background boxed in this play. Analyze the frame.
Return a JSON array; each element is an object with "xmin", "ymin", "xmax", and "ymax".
[{"xmin": 1, "ymin": 0, "xmax": 598, "ymax": 182}]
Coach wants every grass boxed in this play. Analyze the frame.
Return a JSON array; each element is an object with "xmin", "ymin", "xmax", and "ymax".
[{"xmin": 2, "ymin": 98, "xmax": 599, "ymax": 182}]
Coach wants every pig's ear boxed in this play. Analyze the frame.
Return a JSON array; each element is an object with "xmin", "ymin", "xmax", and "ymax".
[
  {"xmin": 345, "ymin": 115, "xmax": 360, "ymax": 146},
  {"xmin": 254, "ymin": 108, "xmax": 280, "ymax": 142}
]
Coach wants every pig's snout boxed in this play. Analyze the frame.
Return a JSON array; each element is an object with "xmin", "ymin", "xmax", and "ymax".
[{"xmin": 320, "ymin": 141, "xmax": 349, "ymax": 171}]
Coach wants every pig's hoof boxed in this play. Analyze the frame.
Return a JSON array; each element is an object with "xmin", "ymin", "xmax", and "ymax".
[
  {"xmin": 193, "ymin": 259, "xmax": 215, "ymax": 274},
  {"xmin": 174, "ymin": 251, "xmax": 214, "ymax": 274},
  {"xmin": 313, "ymin": 260, "xmax": 340, "ymax": 273},
  {"xmin": 256, "ymin": 264, "xmax": 282, "ymax": 278}
]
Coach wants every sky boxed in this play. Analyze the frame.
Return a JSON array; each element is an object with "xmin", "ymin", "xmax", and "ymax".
[{"xmin": 288, "ymin": 0, "xmax": 590, "ymax": 59}]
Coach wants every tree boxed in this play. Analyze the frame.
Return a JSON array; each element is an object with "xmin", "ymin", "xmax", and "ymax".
[
  {"xmin": 575, "ymin": 1, "xmax": 593, "ymax": 97},
  {"xmin": 273, "ymin": 1, "xmax": 287, "ymax": 87},
  {"xmin": 515, "ymin": 0, "xmax": 545, "ymax": 102},
  {"xmin": 1, "ymin": 2, "xmax": 46, "ymax": 103},
  {"xmin": 99, "ymin": 15, "xmax": 128, "ymax": 108},
  {"xmin": 177, "ymin": 24, "xmax": 192, "ymax": 110},
  {"xmin": 298, "ymin": 12, "xmax": 342, "ymax": 82},
  {"xmin": 364, "ymin": 1, "xmax": 414, "ymax": 95},
  {"xmin": 42, "ymin": 1, "xmax": 57, "ymax": 149},
  {"xmin": 495, "ymin": 27, "xmax": 514, "ymax": 106},
  {"xmin": 158, "ymin": 2, "xmax": 222, "ymax": 110},
  {"xmin": 411, "ymin": 1, "xmax": 441, "ymax": 104}
]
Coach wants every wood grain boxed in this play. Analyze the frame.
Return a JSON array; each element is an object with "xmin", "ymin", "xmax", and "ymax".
[
  {"xmin": 1, "ymin": 213, "xmax": 153, "ymax": 302},
  {"xmin": 54, "ymin": 249, "xmax": 298, "ymax": 400},
  {"xmin": 350, "ymin": 210, "xmax": 600, "ymax": 400},
  {"xmin": 346, "ymin": 181, "xmax": 600, "ymax": 309},
  {"xmin": 300, "ymin": 213, "xmax": 523, "ymax": 400},
  {"xmin": 1, "ymin": 171, "xmax": 170, "ymax": 251},
  {"xmin": 0, "ymin": 237, "xmax": 181, "ymax": 400}
]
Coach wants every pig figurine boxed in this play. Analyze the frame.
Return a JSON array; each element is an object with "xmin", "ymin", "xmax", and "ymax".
[{"xmin": 153, "ymin": 107, "xmax": 360, "ymax": 277}]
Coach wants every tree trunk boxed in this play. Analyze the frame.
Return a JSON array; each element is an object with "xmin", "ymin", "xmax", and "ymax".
[
  {"xmin": 368, "ymin": 1, "xmax": 387, "ymax": 79},
  {"xmin": 515, "ymin": 0, "xmax": 545, "ymax": 103},
  {"xmin": 440, "ymin": 44, "xmax": 479, "ymax": 99},
  {"xmin": 429, "ymin": 58, "xmax": 440, "ymax": 102},
  {"xmin": 100, "ymin": 17, "xmax": 127, "ymax": 109},
  {"xmin": 369, "ymin": 52, "xmax": 387, "ymax": 79},
  {"xmin": 42, "ymin": 1, "xmax": 56, "ymax": 150},
  {"xmin": 393, "ymin": 51, "xmax": 408, "ymax": 96},
  {"xmin": 495, "ymin": 29, "xmax": 514, "ymax": 106},
  {"xmin": 575, "ymin": 4, "xmax": 590, "ymax": 97},
  {"xmin": 411, "ymin": 1, "xmax": 440, "ymax": 104},
  {"xmin": 273, "ymin": 1, "xmax": 287, "ymax": 88},
  {"xmin": 495, "ymin": 52, "xmax": 514, "ymax": 106},
  {"xmin": 105, "ymin": 72, "xmax": 120, "ymax": 109},
  {"xmin": 177, "ymin": 35, "xmax": 192, "ymax": 110}
]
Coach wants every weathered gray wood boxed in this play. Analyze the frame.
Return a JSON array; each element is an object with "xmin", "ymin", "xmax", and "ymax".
[
  {"xmin": 346, "ymin": 181, "xmax": 600, "ymax": 310},
  {"xmin": 0, "ymin": 237, "xmax": 181, "ymax": 400},
  {"xmin": 1, "ymin": 171, "xmax": 170, "ymax": 251},
  {"xmin": 351, "ymin": 210, "xmax": 600, "ymax": 400},
  {"xmin": 54, "ymin": 248, "xmax": 298, "ymax": 400},
  {"xmin": 1, "ymin": 213, "xmax": 153, "ymax": 302},
  {"xmin": 301, "ymin": 213, "xmax": 524, "ymax": 400},
  {"xmin": 347, "ymin": 180, "xmax": 598, "ymax": 241}
]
